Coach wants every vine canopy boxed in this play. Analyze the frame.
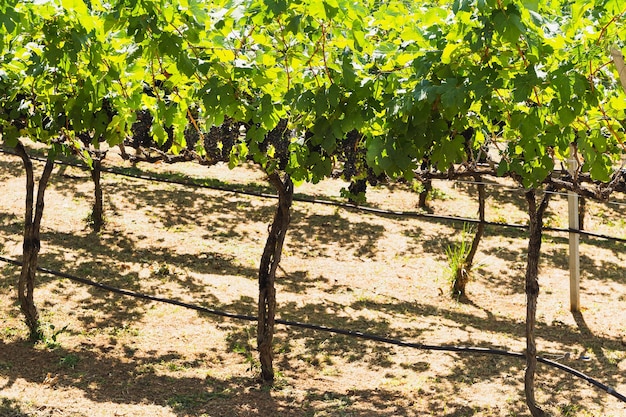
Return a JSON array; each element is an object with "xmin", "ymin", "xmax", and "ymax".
[{"xmin": 1, "ymin": 0, "xmax": 625, "ymax": 188}]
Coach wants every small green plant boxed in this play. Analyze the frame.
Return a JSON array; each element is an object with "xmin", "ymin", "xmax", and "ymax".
[
  {"xmin": 411, "ymin": 180, "xmax": 425, "ymax": 194},
  {"xmin": 154, "ymin": 262, "xmax": 171, "ymax": 277},
  {"xmin": 41, "ymin": 324, "xmax": 69, "ymax": 350},
  {"xmin": 227, "ymin": 326, "xmax": 260, "ymax": 372},
  {"xmin": 232, "ymin": 343, "xmax": 260, "ymax": 372},
  {"xmin": 430, "ymin": 187, "xmax": 451, "ymax": 201},
  {"xmin": 59, "ymin": 354, "xmax": 79, "ymax": 369},
  {"xmin": 445, "ymin": 224, "xmax": 474, "ymax": 298},
  {"xmin": 558, "ymin": 403, "xmax": 590, "ymax": 416}
]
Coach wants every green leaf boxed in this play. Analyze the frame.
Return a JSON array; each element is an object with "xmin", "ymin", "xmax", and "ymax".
[
  {"xmin": 440, "ymin": 43, "xmax": 458, "ymax": 65},
  {"xmin": 557, "ymin": 105, "xmax": 576, "ymax": 125},
  {"xmin": 590, "ymin": 156, "xmax": 612, "ymax": 182},
  {"xmin": 323, "ymin": 0, "xmax": 339, "ymax": 19},
  {"xmin": 265, "ymin": 0, "xmax": 287, "ymax": 15},
  {"xmin": 177, "ymin": 54, "xmax": 196, "ymax": 77},
  {"xmin": 151, "ymin": 123, "xmax": 167, "ymax": 145}
]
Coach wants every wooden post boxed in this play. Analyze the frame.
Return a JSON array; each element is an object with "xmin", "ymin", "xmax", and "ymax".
[{"xmin": 568, "ymin": 144, "xmax": 580, "ymax": 312}]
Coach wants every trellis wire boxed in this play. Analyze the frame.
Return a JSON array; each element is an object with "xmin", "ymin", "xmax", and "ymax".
[{"xmin": 1, "ymin": 148, "xmax": 625, "ymax": 243}]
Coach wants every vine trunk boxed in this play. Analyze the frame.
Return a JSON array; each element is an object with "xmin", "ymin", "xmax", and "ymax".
[
  {"xmin": 257, "ymin": 172, "xmax": 293, "ymax": 383},
  {"xmin": 90, "ymin": 155, "xmax": 104, "ymax": 232},
  {"xmin": 524, "ymin": 189, "xmax": 551, "ymax": 417},
  {"xmin": 14, "ymin": 142, "xmax": 54, "ymax": 342}
]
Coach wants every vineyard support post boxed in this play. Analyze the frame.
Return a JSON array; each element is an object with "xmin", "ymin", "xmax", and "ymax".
[{"xmin": 567, "ymin": 146, "xmax": 580, "ymax": 312}]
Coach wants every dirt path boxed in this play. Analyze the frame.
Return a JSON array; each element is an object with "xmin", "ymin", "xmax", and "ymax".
[{"xmin": 0, "ymin": 148, "xmax": 625, "ymax": 416}]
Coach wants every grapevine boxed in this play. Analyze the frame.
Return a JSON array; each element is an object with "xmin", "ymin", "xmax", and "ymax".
[{"xmin": 1, "ymin": 1, "xmax": 626, "ymax": 413}]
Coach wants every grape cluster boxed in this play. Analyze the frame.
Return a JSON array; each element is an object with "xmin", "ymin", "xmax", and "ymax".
[
  {"xmin": 348, "ymin": 178, "xmax": 367, "ymax": 198},
  {"xmin": 184, "ymin": 107, "xmax": 201, "ymax": 151},
  {"xmin": 202, "ymin": 117, "xmax": 243, "ymax": 162},
  {"xmin": 264, "ymin": 119, "xmax": 290, "ymax": 169},
  {"xmin": 338, "ymin": 129, "xmax": 388, "ymax": 202},
  {"xmin": 130, "ymin": 109, "xmax": 154, "ymax": 149},
  {"xmin": 202, "ymin": 125, "xmax": 221, "ymax": 161},
  {"xmin": 129, "ymin": 109, "xmax": 174, "ymax": 152},
  {"xmin": 340, "ymin": 129, "xmax": 362, "ymax": 180}
]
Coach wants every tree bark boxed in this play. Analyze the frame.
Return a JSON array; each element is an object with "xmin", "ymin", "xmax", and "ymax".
[
  {"xmin": 14, "ymin": 142, "xmax": 54, "ymax": 342},
  {"xmin": 90, "ymin": 155, "xmax": 104, "ymax": 232},
  {"xmin": 418, "ymin": 179, "xmax": 432, "ymax": 209},
  {"xmin": 578, "ymin": 197, "xmax": 586, "ymax": 230},
  {"xmin": 523, "ymin": 189, "xmax": 551, "ymax": 417},
  {"xmin": 257, "ymin": 172, "xmax": 293, "ymax": 383}
]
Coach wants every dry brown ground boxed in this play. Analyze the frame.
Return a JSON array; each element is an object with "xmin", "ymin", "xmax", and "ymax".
[{"xmin": 0, "ymin": 146, "xmax": 625, "ymax": 417}]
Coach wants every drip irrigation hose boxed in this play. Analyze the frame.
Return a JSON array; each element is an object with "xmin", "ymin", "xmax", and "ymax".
[
  {"xmin": 2, "ymin": 149, "xmax": 626, "ymax": 243},
  {"xmin": 0, "ymin": 255, "xmax": 624, "ymax": 404}
]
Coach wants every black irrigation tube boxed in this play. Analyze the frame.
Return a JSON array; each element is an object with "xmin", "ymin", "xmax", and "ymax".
[
  {"xmin": 0, "ymin": 254, "xmax": 625, "ymax": 404},
  {"xmin": 2, "ymin": 149, "xmax": 626, "ymax": 244}
]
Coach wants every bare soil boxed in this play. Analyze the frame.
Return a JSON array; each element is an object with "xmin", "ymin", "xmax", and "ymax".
[{"xmin": 0, "ymin": 146, "xmax": 625, "ymax": 417}]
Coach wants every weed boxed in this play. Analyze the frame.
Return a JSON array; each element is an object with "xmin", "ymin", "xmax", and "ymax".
[
  {"xmin": 411, "ymin": 180, "xmax": 425, "ymax": 194},
  {"xmin": 2, "ymin": 326, "xmax": 24, "ymax": 339},
  {"xmin": 165, "ymin": 360, "xmax": 188, "ymax": 372},
  {"xmin": 167, "ymin": 391, "xmax": 230, "ymax": 411},
  {"xmin": 135, "ymin": 363, "xmax": 156, "ymax": 375},
  {"xmin": 444, "ymin": 223, "xmax": 474, "ymax": 297},
  {"xmin": 154, "ymin": 262, "xmax": 171, "ymax": 277},
  {"xmin": 40, "ymin": 323, "xmax": 69, "ymax": 350},
  {"xmin": 108, "ymin": 324, "xmax": 140, "ymax": 337},
  {"xmin": 430, "ymin": 187, "xmax": 451, "ymax": 201},
  {"xmin": 558, "ymin": 403, "xmax": 591, "ymax": 416},
  {"xmin": 227, "ymin": 326, "xmax": 260, "ymax": 372},
  {"xmin": 59, "ymin": 354, "xmax": 79, "ymax": 369},
  {"xmin": 602, "ymin": 348, "xmax": 626, "ymax": 365}
]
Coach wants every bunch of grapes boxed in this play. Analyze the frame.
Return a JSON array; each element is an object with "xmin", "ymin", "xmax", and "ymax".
[
  {"xmin": 264, "ymin": 119, "xmax": 290, "ymax": 169},
  {"xmin": 348, "ymin": 178, "xmax": 367, "ymax": 199},
  {"xmin": 201, "ymin": 117, "xmax": 243, "ymax": 162},
  {"xmin": 128, "ymin": 109, "xmax": 174, "ymax": 152},
  {"xmin": 202, "ymin": 127, "xmax": 221, "ymax": 161},
  {"xmin": 339, "ymin": 129, "xmax": 364, "ymax": 181},
  {"xmin": 218, "ymin": 117, "xmax": 241, "ymax": 160},
  {"xmin": 130, "ymin": 109, "xmax": 153, "ymax": 149},
  {"xmin": 0, "ymin": 93, "xmax": 29, "ymax": 130},
  {"xmin": 184, "ymin": 107, "xmax": 201, "ymax": 151}
]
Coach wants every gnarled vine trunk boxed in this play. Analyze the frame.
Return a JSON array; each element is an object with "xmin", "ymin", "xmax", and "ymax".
[
  {"xmin": 418, "ymin": 179, "xmax": 432, "ymax": 209},
  {"xmin": 90, "ymin": 155, "xmax": 104, "ymax": 232},
  {"xmin": 523, "ymin": 189, "xmax": 551, "ymax": 417},
  {"xmin": 257, "ymin": 172, "xmax": 293, "ymax": 383},
  {"xmin": 14, "ymin": 142, "xmax": 54, "ymax": 342}
]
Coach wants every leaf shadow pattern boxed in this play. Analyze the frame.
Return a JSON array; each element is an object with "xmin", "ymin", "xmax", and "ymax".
[
  {"xmin": 0, "ymin": 336, "xmax": 531, "ymax": 417},
  {"xmin": 288, "ymin": 210, "xmax": 387, "ymax": 260}
]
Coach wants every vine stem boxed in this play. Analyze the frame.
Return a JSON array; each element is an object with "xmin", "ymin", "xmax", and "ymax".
[
  {"xmin": 320, "ymin": 21, "xmax": 333, "ymax": 83},
  {"xmin": 595, "ymin": 7, "xmax": 626, "ymax": 46},
  {"xmin": 516, "ymin": 44, "xmax": 542, "ymax": 107},
  {"xmin": 102, "ymin": 59, "xmax": 130, "ymax": 99},
  {"xmin": 277, "ymin": 17, "xmax": 291, "ymax": 91},
  {"xmin": 598, "ymin": 104, "xmax": 626, "ymax": 153}
]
